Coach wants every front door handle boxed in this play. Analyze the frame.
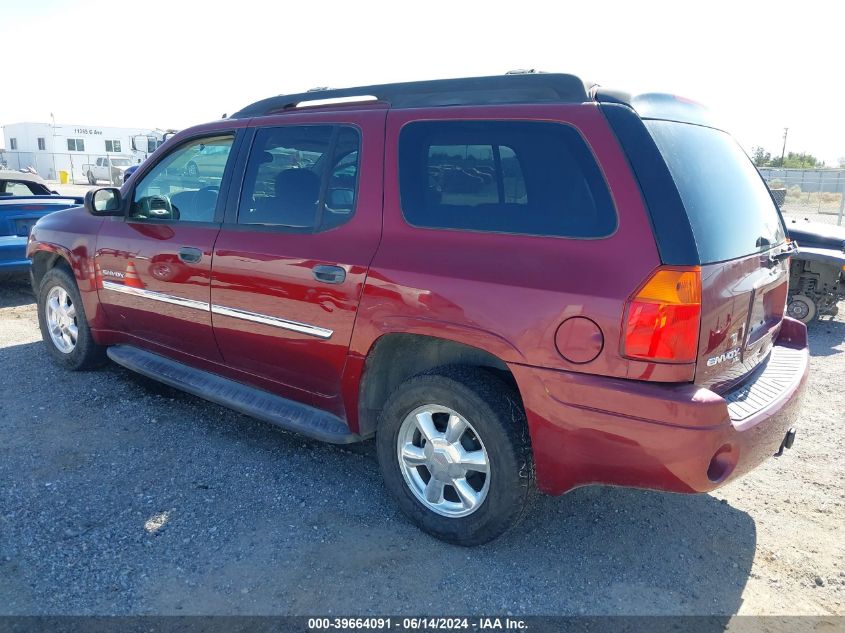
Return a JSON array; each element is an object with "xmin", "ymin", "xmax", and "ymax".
[
  {"xmin": 312, "ymin": 264, "xmax": 346, "ymax": 284},
  {"xmin": 178, "ymin": 247, "xmax": 203, "ymax": 264}
]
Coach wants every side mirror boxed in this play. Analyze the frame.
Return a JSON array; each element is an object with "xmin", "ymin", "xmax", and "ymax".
[{"xmin": 84, "ymin": 187, "xmax": 123, "ymax": 216}]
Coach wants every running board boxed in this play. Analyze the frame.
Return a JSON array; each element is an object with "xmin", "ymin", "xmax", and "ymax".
[{"xmin": 107, "ymin": 345, "xmax": 361, "ymax": 444}]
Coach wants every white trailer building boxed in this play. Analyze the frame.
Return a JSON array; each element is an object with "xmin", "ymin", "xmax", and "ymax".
[{"xmin": 1, "ymin": 122, "xmax": 170, "ymax": 181}]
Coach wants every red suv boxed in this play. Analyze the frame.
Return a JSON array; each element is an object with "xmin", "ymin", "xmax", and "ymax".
[{"xmin": 28, "ymin": 73, "xmax": 808, "ymax": 545}]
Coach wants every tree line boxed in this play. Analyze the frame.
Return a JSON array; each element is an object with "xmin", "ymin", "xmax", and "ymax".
[{"xmin": 751, "ymin": 146, "xmax": 828, "ymax": 169}]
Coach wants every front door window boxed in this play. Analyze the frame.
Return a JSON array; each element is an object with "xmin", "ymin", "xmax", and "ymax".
[{"xmin": 130, "ymin": 135, "xmax": 234, "ymax": 223}]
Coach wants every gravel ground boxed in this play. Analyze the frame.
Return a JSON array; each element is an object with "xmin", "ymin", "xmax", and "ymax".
[
  {"xmin": 0, "ymin": 276, "xmax": 843, "ymax": 616},
  {"xmin": 781, "ymin": 209, "xmax": 844, "ymax": 227}
]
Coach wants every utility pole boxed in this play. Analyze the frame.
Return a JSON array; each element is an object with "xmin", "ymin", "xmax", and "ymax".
[{"xmin": 780, "ymin": 127, "xmax": 789, "ymax": 167}]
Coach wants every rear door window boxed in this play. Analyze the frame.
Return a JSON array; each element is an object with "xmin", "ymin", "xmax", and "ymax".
[
  {"xmin": 645, "ymin": 120, "xmax": 785, "ymax": 263},
  {"xmin": 399, "ymin": 120, "xmax": 616, "ymax": 238},
  {"xmin": 237, "ymin": 125, "xmax": 360, "ymax": 232}
]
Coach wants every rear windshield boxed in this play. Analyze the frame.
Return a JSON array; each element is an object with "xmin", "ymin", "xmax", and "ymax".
[{"xmin": 645, "ymin": 120, "xmax": 785, "ymax": 263}]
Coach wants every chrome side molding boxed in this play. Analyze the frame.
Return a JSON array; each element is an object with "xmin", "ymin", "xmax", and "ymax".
[
  {"xmin": 101, "ymin": 280, "xmax": 209, "ymax": 312},
  {"xmin": 101, "ymin": 282, "xmax": 333, "ymax": 340},
  {"xmin": 211, "ymin": 304, "xmax": 333, "ymax": 339}
]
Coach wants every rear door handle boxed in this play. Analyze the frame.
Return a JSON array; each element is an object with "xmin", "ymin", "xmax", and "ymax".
[
  {"xmin": 178, "ymin": 247, "xmax": 203, "ymax": 264},
  {"xmin": 312, "ymin": 264, "xmax": 346, "ymax": 284}
]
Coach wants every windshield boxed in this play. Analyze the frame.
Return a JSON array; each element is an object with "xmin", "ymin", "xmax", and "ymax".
[
  {"xmin": 645, "ymin": 120, "xmax": 785, "ymax": 263},
  {"xmin": 110, "ymin": 159, "xmax": 131, "ymax": 166}
]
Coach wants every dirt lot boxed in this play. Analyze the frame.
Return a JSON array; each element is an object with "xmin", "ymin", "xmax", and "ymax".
[{"xmin": 0, "ymin": 276, "xmax": 843, "ymax": 616}]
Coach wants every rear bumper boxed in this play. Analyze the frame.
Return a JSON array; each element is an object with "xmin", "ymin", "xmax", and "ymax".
[
  {"xmin": 512, "ymin": 317, "xmax": 809, "ymax": 495},
  {"xmin": 0, "ymin": 236, "xmax": 30, "ymax": 273}
]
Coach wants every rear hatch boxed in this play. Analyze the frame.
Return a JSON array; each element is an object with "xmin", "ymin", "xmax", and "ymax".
[{"xmin": 644, "ymin": 119, "xmax": 790, "ymax": 391}]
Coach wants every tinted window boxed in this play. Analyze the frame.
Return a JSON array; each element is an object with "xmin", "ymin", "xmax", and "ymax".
[
  {"xmin": 427, "ymin": 143, "xmax": 527, "ymax": 207},
  {"xmin": 130, "ymin": 135, "xmax": 234, "ymax": 223},
  {"xmin": 646, "ymin": 120, "xmax": 785, "ymax": 263},
  {"xmin": 399, "ymin": 121, "xmax": 616, "ymax": 238},
  {"xmin": 238, "ymin": 125, "xmax": 360, "ymax": 232}
]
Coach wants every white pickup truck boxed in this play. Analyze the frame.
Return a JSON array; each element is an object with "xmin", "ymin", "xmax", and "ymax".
[{"xmin": 83, "ymin": 157, "xmax": 134, "ymax": 186}]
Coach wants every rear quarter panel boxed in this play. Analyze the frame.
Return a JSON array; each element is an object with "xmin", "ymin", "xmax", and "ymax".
[{"xmin": 351, "ymin": 104, "xmax": 688, "ymax": 382}]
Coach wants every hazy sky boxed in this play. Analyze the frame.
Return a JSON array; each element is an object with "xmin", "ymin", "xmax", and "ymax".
[{"xmin": 2, "ymin": 0, "xmax": 843, "ymax": 164}]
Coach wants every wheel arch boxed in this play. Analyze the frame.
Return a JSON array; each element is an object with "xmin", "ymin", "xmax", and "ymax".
[
  {"xmin": 356, "ymin": 332, "xmax": 521, "ymax": 439},
  {"xmin": 30, "ymin": 248, "xmax": 73, "ymax": 290}
]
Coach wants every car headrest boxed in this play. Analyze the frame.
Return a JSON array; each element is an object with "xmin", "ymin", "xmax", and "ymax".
[
  {"xmin": 275, "ymin": 168, "xmax": 320, "ymax": 204},
  {"xmin": 273, "ymin": 168, "xmax": 321, "ymax": 227}
]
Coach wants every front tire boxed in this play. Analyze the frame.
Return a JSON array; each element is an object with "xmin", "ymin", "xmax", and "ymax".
[
  {"xmin": 37, "ymin": 266, "xmax": 107, "ymax": 370},
  {"xmin": 376, "ymin": 366, "xmax": 532, "ymax": 546}
]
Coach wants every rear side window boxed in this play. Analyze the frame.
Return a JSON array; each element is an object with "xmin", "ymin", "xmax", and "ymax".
[
  {"xmin": 237, "ymin": 125, "xmax": 360, "ymax": 232},
  {"xmin": 399, "ymin": 120, "xmax": 616, "ymax": 238},
  {"xmin": 4, "ymin": 181, "xmax": 38, "ymax": 196},
  {"xmin": 645, "ymin": 120, "xmax": 785, "ymax": 263}
]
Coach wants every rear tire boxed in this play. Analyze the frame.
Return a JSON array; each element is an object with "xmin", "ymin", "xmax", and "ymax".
[
  {"xmin": 37, "ymin": 266, "xmax": 107, "ymax": 370},
  {"xmin": 376, "ymin": 366, "xmax": 532, "ymax": 546},
  {"xmin": 87, "ymin": 171, "xmax": 96, "ymax": 185}
]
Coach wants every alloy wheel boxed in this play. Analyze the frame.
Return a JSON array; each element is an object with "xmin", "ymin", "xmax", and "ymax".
[
  {"xmin": 45, "ymin": 286, "xmax": 78, "ymax": 354},
  {"xmin": 396, "ymin": 404, "xmax": 490, "ymax": 518}
]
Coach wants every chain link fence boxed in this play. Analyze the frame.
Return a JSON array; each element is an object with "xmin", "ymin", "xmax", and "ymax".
[{"xmin": 759, "ymin": 168, "xmax": 845, "ymax": 226}]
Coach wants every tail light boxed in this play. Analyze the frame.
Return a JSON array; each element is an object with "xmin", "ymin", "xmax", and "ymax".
[{"xmin": 623, "ymin": 266, "xmax": 701, "ymax": 363}]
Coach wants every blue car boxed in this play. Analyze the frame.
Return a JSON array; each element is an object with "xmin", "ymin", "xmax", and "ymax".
[
  {"xmin": 122, "ymin": 164, "xmax": 141, "ymax": 183},
  {"xmin": 0, "ymin": 171, "xmax": 83, "ymax": 275}
]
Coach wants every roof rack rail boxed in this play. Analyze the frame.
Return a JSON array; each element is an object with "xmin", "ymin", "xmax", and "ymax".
[{"xmin": 230, "ymin": 73, "xmax": 592, "ymax": 118}]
